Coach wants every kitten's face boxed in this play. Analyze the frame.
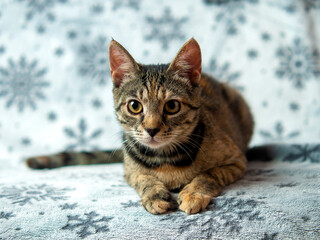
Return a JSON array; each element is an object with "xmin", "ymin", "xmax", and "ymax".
[
  {"xmin": 109, "ymin": 38, "xmax": 202, "ymax": 150},
  {"xmin": 113, "ymin": 66, "xmax": 201, "ymax": 150}
]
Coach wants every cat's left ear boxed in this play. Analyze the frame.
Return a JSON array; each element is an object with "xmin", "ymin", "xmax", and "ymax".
[
  {"xmin": 109, "ymin": 40, "xmax": 140, "ymax": 87},
  {"xmin": 167, "ymin": 38, "xmax": 202, "ymax": 86}
]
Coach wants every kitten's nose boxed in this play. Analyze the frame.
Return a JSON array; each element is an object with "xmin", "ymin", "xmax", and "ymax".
[{"xmin": 145, "ymin": 128, "xmax": 160, "ymax": 137}]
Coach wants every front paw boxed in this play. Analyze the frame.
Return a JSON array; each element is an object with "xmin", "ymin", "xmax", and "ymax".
[
  {"xmin": 141, "ymin": 189, "xmax": 177, "ymax": 215},
  {"xmin": 178, "ymin": 188, "xmax": 211, "ymax": 214}
]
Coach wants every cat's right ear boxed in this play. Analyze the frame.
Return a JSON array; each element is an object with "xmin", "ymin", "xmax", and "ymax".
[
  {"xmin": 108, "ymin": 40, "xmax": 139, "ymax": 87},
  {"xmin": 167, "ymin": 38, "xmax": 201, "ymax": 86}
]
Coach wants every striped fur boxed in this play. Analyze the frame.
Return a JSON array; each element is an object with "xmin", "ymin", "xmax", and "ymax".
[
  {"xmin": 26, "ymin": 150, "xmax": 123, "ymax": 169},
  {"xmin": 27, "ymin": 38, "xmax": 254, "ymax": 215}
]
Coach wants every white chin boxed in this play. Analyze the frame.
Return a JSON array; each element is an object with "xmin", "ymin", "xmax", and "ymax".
[{"xmin": 142, "ymin": 139, "xmax": 167, "ymax": 149}]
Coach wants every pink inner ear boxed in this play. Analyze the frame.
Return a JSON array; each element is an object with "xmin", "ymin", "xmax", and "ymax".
[
  {"xmin": 109, "ymin": 42, "xmax": 137, "ymax": 87},
  {"xmin": 109, "ymin": 45, "xmax": 127, "ymax": 86},
  {"xmin": 171, "ymin": 39, "xmax": 202, "ymax": 86},
  {"xmin": 182, "ymin": 44, "xmax": 202, "ymax": 84}
]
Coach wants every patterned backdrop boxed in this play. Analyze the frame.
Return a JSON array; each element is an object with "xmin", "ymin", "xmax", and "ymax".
[{"xmin": 0, "ymin": 0, "xmax": 320, "ymax": 167}]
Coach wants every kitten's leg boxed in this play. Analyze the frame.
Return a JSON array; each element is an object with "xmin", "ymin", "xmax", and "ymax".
[
  {"xmin": 177, "ymin": 154, "xmax": 247, "ymax": 214},
  {"xmin": 126, "ymin": 173, "xmax": 177, "ymax": 214}
]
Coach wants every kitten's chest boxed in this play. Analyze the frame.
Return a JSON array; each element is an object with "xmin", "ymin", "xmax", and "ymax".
[{"xmin": 149, "ymin": 164, "xmax": 200, "ymax": 190}]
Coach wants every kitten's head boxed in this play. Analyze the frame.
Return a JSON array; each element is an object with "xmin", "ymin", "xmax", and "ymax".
[{"xmin": 109, "ymin": 38, "xmax": 202, "ymax": 150}]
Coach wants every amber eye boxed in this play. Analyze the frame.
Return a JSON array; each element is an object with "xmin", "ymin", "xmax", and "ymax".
[
  {"xmin": 164, "ymin": 100, "xmax": 181, "ymax": 115},
  {"xmin": 128, "ymin": 100, "xmax": 143, "ymax": 114}
]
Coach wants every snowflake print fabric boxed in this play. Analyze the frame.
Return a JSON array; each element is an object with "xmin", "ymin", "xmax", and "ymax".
[
  {"xmin": 64, "ymin": 118, "xmax": 103, "ymax": 151},
  {"xmin": 145, "ymin": 8, "xmax": 188, "ymax": 50},
  {"xmin": 78, "ymin": 36, "xmax": 110, "ymax": 85},
  {"xmin": 62, "ymin": 211, "xmax": 113, "ymax": 238},
  {"xmin": 0, "ymin": 184, "xmax": 72, "ymax": 205},
  {"xmin": 0, "ymin": 57, "xmax": 49, "ymax": 112},
  {"xmin": 1, "ymin": 156, "xmax": 319, "ymax": 239},
  {"xmin": 275, "ymin": 38, "xmax": 320, "ymax": 89},
  {"xmin": 0, "ymin": 0, "xmax": 319, "ymax": 162}
]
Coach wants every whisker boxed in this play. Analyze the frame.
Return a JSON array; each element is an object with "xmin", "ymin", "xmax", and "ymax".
[
  {"xmin": 174, "ymin": 141, "xmax": 193, "ymax": 162},
  {"xmin": 124, "ymin": 137, "xmax": 139, "ymax": 154},
  {"xmin": 160, "ymin": 131, "xmax": 207, "ymax": 159},
  {"xmin": 166, "ymin": 140, "xmax": 181, "ymax": 165}
]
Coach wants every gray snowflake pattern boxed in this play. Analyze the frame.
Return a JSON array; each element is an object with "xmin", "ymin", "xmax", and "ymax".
[
  {"xmin": 47, "ymin": 111, "xmax": 57, "ymax": 121},
  {"xmin": 78, "ymin": 36, "xmax": 110, "ymax": 85},
  {"xmin": 64, "ymin": 118, "xmax": 103, "ymax": 151},
  {"xmin": 268, "ymin": 1, "xmax": 297, "ymax": 14},
  {"xmin": 90, "ymin": 3, "xmax": 104, "ymax": 14},
  {"xmin": 121, "ymin": 200, "xmax": 141, "ymax": 208},
  {"xmin": 145, "ymin": 8, "xmax": 188, "ymax": 50},
  {"xmin": 259, "ymin": 122, "xmax": 300, "ymax": 142},
  {"xmin": 289, "ymin": 102, "xmax": 299, "ymax": 111},
  {"xmin": 276, "ymin": 182, "xmax": 298, "ymax": 188},
  {"xmin": 36, "ymin": 24, "xmax": 46, "ymax": 34},
  {"xmin": 62, "ymin": 211, "xmax": 113, "ymax": 239},
  {"xmin": 60, "ymin": 203, "xmax": 78, "ymax": 210},
  {"xmin": 0, "ymin": 211, "xmax": 15, "ymax": 220},
  {"xmin": 204, "ymin": 0, "xmax": 258, "ymax": 4},
  {"xmin": 112, "ymin": 0, "xmax": 140, "ymax": 11},
  {"xmin": 21, "ymin": 137, "xmax": 32, "ymax": 146},
  {"xmin": 283, "ymin": 144, "xmax": 320, "ymax": 163},
  {"xmin": 213, "ymin": 0, "xmax": 258, "ymax": 36},
  {"xmin": 55, "ymin": 47, "xmax": 64, "ymax": 57},
  {"xmin": 261, "ymin": 232, "xmax": 279, "ymax": 240},
  {"xmin": 261, "ymin": 32, "xmax": 271, "ymax": 41},
  {"xmin": 204, "ymin": 59, "xmax": 243, "ymax": 90},
  {"xmin": 68, "ymin": 30, "xmax": 77, "ymax": 40},
  {"xmin": 247, "ymin": 49, "xmax": 259, "ymax": 59},
  {"xmin": 272, "ymin": 0, "xmax": 320, "ymax": 13},
  {"xmin": 17, "ymin": 0, "xmax": 67, "ymax": 21},
  {"xmin": 92, "ymin": 98, "xmax": 102, "ymax": 109},
  {"xmin": 246, "ymin": 169, "xmax": 275, "ymax": 182},
  {"xmin": 275, "ymin": 38, "xmax": 320, "ymax": 89},
  {"xmin": 161, "ymin": 197, "xmax": 264, "ymax": 238},
  {"xmin": 0, "ymin": 46, "xmax": 5, "ymax": 55},
  {"xmin": 0, "ymin": 184, "xmax": 73, "ymax": 206},
  {"xmin": 0, "ymin": 56, "xmax": 50, "ymax": 112},
  {"xmin": 303, "ymin": 0, "xmax": 320, "ymax": 11}
]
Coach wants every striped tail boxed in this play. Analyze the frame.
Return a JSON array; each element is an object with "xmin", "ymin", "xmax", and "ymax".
[{"xmin": 26, "ymin": 150, "xmax": 123, "ymax": 169}]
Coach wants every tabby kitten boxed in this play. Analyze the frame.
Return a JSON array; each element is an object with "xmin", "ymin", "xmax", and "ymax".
[{"xmin": 27, "ymin": 38, "xmax": 254, "ymax": 215}]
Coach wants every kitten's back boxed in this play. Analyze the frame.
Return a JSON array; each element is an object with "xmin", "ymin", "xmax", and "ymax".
[{"xmin": 199, "ymin": 73, "xmax": 254, "ymax": 152}]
